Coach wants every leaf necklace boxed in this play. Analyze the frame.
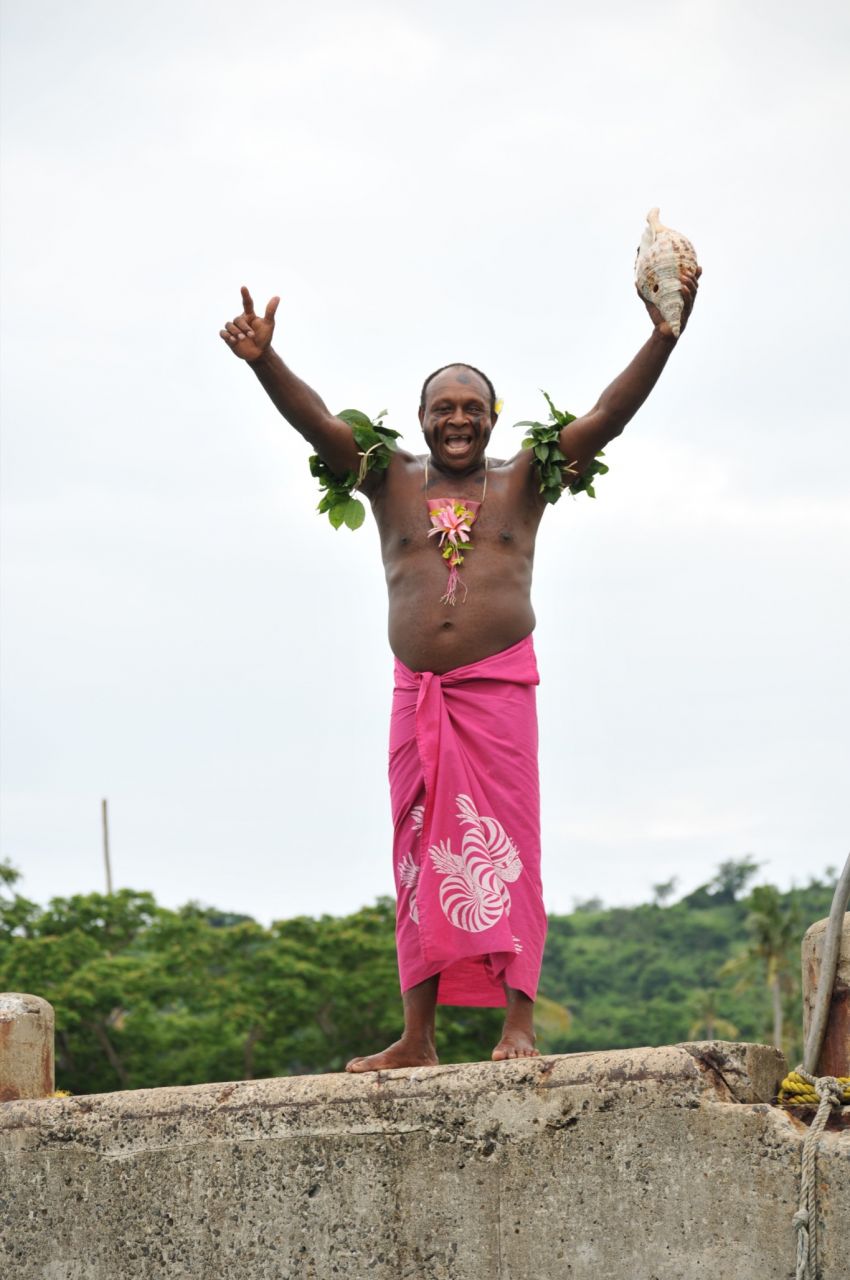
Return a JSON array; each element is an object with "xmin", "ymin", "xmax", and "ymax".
[{"xmin": 424, "ymin": 456, "xmax": 488, "ymax": 606}]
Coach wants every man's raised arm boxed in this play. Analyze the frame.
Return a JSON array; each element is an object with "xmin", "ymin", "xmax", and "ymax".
[
  {"xmin": 557, "ymin": 268, "xmax": 702, "ymax": 476},
  {"xmin": 219, "ymin": 286, "xmax": 366, "ymax": 482}
]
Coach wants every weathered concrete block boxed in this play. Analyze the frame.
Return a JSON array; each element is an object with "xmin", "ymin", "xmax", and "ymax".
[
  {"xmin": 1, "ymin": 1041, "xmax": 848, "ymax": 1280},
  {"xmin": 0, "ymin": 993, "xmax": 54, "ymax": 1102}
]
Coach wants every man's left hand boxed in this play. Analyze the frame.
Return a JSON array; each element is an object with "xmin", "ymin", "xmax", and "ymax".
[{"xmin": 639, "ymin": 266, "xmax": 702, "ymax": 339}]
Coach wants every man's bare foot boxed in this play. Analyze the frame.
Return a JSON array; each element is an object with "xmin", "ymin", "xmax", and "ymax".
[
  {"xmin": 492, "ymin": 1030, "xmax": 540, "ymax": 1061},
  {"xmin": 493, "ymin": 986, "xmax": 538, "ymax": 1060},
  {"xmin": 345, "ymin": 1037, "xmax": 439, "ymax": 1073}
]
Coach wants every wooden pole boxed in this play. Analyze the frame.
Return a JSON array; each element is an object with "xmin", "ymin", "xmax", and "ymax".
[{"xmin": 101, "ymin": 798, "xmax": 113, "ymax": 896}]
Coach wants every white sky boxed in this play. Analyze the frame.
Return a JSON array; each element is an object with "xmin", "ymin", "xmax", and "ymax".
[{"xmin": 2, "ymin": 0, "xmax": 848, "ymax": 923}]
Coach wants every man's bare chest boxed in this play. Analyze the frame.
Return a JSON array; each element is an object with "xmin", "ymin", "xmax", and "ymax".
[
  {"xmin": 376, "ymin": 491, "xmax": 535, "ymax": 556},
  {"xmin": 369, "ymin": 454, "xmax": 542, "ymax": 567}
]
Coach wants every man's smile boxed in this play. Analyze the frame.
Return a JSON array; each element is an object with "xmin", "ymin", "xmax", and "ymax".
[
  {"xmin": 417, "ymin": 367, "xmax": 496, "ymax": 473},
  {"xmin": 443, "ymin": 433, "xmax": 474, "ymax": 454}
]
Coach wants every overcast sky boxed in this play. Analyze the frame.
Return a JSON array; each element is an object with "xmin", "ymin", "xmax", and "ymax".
[{"xmin": 2, "ymin": 0, "xmax": 848, "ymax": 924}]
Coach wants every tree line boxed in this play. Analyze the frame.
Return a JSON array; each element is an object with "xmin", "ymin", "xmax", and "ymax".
[{"xmin": 0, "ymin": 858, "xmax": 836, "ymax": 1095}]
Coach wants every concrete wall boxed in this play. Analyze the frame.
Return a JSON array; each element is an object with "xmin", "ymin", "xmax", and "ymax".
[{"xmin": 1, "ymin": 1041, "xmax": 848, "ymax": 1280}]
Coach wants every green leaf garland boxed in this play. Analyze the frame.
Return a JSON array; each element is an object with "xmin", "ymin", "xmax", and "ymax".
[
  {"xmin": 515, "ymin": 390, "xmax": 609, "ymax": 504},
  {"xmin": 309, "ymin": 409, "xmax": 401, "ymax": 530}
]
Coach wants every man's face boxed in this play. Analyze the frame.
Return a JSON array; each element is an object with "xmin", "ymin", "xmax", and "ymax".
[{"xmin": 419, "ymin": 367, "xmax": 496, "ymax": 473}]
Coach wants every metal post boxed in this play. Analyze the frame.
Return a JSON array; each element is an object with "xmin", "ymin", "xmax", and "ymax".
[{"xmin": 102, "ymin": 797, "xmax": 113, "ymax": 896}]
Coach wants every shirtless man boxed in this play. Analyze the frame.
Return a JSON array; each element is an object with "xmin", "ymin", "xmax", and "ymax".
[{"xmin": 220, "ymin": 268, "xmax": 700, "ymax": 1070}]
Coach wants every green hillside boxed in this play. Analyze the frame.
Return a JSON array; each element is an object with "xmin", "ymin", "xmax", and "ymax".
[{"xmin": 540, "ymin": 865, "xmax": 836, "ymax": 1060}]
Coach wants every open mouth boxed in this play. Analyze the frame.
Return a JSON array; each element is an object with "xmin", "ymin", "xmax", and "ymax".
[{"xmin": 443, "ymin": 434, "xmax": 474, "ymax": 455}]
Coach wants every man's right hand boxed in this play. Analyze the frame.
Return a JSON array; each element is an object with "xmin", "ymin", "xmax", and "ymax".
[{"xmin": 219, "ymin": 286, "xmax": 280, "ymax": 362}]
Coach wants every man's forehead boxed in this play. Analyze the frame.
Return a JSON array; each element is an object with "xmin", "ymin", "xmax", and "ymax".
[{"xmin": 426, "ymin": 366, "xmax": 490, "ymax": 403}]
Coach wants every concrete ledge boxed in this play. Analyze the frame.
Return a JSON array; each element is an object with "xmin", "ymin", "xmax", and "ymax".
[{"xmin": 2, "ymin": 1042, "xmax": 848, "ymax": 1279}]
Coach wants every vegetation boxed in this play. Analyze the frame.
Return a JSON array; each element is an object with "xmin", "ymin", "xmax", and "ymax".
[
  {"xmin": 0, "ymin": 858, "xmax": 836, "ymax": 1095},
  {"xmin": 514, "ymin": 391, "xmax": 608, "ymax": 502},
  {"xmin": 309, "ymin": 408, "xmax": 399, "ymax": 529},
  {"xmin": 541, "ymin": 863, "xmax": 835, "ymax": 1062}
]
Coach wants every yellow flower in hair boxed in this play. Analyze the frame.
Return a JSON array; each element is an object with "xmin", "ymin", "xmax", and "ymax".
[{"xmin": 494, "ymin": 398, "xmax": 504, "ymax": 415}]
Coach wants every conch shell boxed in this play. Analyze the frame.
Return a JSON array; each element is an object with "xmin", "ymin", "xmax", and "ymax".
[{"xmin": 634, "ymin": 208, "xmax": 698, "ymax": 337}]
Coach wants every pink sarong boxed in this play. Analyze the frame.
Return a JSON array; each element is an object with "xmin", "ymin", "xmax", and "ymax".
[{"xmin": 389, "ymin": 635, "xmax": 547, "ymax": 1008}]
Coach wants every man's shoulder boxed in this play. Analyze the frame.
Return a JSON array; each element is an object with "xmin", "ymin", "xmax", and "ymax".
[
  {"xmin": 364, "ymin": 446, "xmax": 421, "ymax": 504},
  {"xmin": 387, "ymin": 447, "xmax": 424, "ymax": 480},
  {"xmin": 488, "ymin": 448, "xmax": 538, "ymax": 487},
  {"xmin": 487, "ymin": 450, "xmax": 548, "ymax": 520}
]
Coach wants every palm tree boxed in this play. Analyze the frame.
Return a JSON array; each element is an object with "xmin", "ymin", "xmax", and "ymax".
[
  {"xmin": 686, "ymin": 988, "xmax": 739, "ymax": 1041},
  {"xmin": 721, "ymin": 884, "xmax": 797, "ymax": 1052}
]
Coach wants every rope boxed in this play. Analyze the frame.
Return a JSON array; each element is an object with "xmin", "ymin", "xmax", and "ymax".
[
  {"xmin": 790, "ymin": 1070, "xmax": 846, "ymax": 1280},
  {"xmin": 779, "ymin": 1071, "xmax": 850, "ymax": 1107}
]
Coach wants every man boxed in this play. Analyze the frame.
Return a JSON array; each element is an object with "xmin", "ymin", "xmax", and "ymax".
[{"xmin": 219, "ymin": 269, "xmax": 700, "ymax": 1071}]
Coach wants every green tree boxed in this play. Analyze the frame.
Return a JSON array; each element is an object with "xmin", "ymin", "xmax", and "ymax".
[
  {"xmin": 651, "ymin": 878, "xmax": 678, "ymax": 906},
  {"xmin": 686, "ymin": 988, "xmax": 739, "ymax": 1041},
  {"xmin": 709, "ymin": 857, "xmax": 761, "ymax": 904},
  {"xmin": 721, "ymin": 884, "xmax": 798, "ymax": 1051}
]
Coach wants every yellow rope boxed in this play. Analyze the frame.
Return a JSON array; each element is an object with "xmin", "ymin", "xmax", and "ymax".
[{"xmin": 779, "ymin": 1070, "xmax": 850, "ymax": 1106}]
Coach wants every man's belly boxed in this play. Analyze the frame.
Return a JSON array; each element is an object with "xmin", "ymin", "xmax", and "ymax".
[{"xmin": 386, "ymin": 570, "xmax": 536, "ymax": 674}]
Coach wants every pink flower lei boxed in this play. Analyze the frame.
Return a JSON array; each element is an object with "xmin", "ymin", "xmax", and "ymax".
[{"xmin": 425, "ymin": 458, "xmax": 487, "ymax": 606}]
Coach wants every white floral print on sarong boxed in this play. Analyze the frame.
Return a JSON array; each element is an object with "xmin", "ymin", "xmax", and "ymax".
[
  {"xmin": 428, "ymin": 794, "xmax": 523, "ymax": 933},
  {"xmin": 397, "ymin": 805, "xmax": 426, "ymax": 923}
]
